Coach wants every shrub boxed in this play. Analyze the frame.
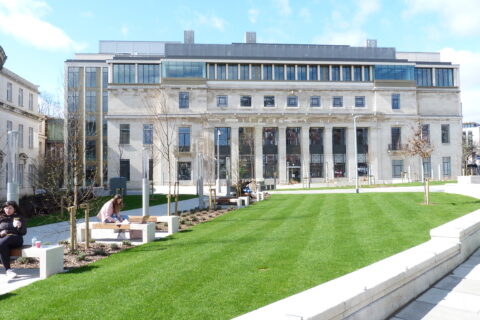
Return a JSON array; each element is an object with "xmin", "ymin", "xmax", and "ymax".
[
  {"xmin": 58, "ymin": 240, "xmax": 69, "ymax": 245},
  {"xmin": 122, "ymin": 240, "xmax": 132, "ymax": 247},
  {"xmin": 180, "ymin": 219, "xmax": 186, "ymax": 225},
  {"xmin": 110, "ymin": 243, "xmax": 120, "ymax": 250},
  {"xmin": 76, "ymin": 253, "xmax": 87, "ymax": 261},
  {"xmin": 185, "ymin": 221, "xmax": 194, "ymax": 226},
  {"xmin": 17, "ymin": 257, "xmax": 35, "ymax": 264},
  {"xmin": 192, "ymin": 216, "xmax": 199, "ymax": 222},
  {"xmin": 93, "ymin": 248, "xmax": 107, "ymax": 256}
]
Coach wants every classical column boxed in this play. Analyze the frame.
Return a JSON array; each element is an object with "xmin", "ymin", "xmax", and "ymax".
[
  {"xmin": 278, "ymin": 125, "xmax": 287, "ymax": 184},
  {"xmin": 301, "ymin": 125, "xmax": 310, "ymax": 182},
  {"xmin": 369, "ymin": 122, "xmax": 380, "ymax": 182},
  {"xmin": 254, "ymin": 125, "xmax": 264, "ymax": 182},
  {"xmin": 230, "ymin": 125, "xmax": 239, "ymax": 184},
  {"xmin": 324, "ymin": 125, "xmax": 333, "ymax": 181},
  {"xmin": 347, "ymin": 123, "xmax": 356, "ymax": 182}
]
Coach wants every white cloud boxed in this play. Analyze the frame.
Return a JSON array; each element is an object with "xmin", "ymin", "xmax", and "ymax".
[
  {"xmin": 195, "ymin": 13, "xmax": 226, "ymax": 32},
  {"xmin": 121, "ymin": 25, "xmax": 129, "ymax": 36},
  {"xmin": 272, "ymin": 0, "xmax": 292, "ymax": 16},
  {"xmin": 313, "ymin": 30, "xmax": 368, "ymax": 46},
  {"xmin": 440, "ymin": 48, "xmax": 480, "ymax": 121},
  {"xmin": 353, "ymin": 0, "xmax": 380, "ymax": 25},
  {"xmin": 248, "ymin": 8, "xmax": 259, "ymax": 24},
  {"xmin": 0, "ymin": 0, "xmax": 85, "ymax": 51},
  {"xmin": 403, "ymin": 0, "xmax": 480, "ymax": 36}
]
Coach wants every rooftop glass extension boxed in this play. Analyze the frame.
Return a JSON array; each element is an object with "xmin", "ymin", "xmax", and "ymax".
[
  {"xmin": 162, "ymin": 61, "xmax": 206, "ymax": 78},
  {"xmin": 374, "ymin": 65, "xmax": 414, "ymax": 81}
]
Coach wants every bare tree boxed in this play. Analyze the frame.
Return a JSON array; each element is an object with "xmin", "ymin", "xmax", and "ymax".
[{"xmin": 405, "ymin": 121, "xmax": 434, "ymax": 204}]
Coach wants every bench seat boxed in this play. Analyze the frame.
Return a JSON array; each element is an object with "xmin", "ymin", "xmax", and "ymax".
[
  {"xmin": 77, "ymin": 222, "xmax": 155, "ymax": 243},
  {"xmin": 128, "ymin": 215, "xmax": 179, "ymax": 235},
  {"xmin": 10, "ymin": 245, "xmax": 64, "ymax": 279}
]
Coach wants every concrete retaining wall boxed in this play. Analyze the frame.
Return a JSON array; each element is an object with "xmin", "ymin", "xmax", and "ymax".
[{"xmin": 233, "ymin": 209, "xmax": 480, "ymax": 320}]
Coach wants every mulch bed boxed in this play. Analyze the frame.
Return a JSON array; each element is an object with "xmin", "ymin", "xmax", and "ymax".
[{"xmin": 11, "ymin": 207, "xmax": 235, "ymax": 270}]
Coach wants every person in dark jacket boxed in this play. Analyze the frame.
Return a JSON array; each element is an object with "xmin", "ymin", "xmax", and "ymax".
[{"xmin": 0, "ymin": 200, "xmax": 27, "ymax": 280}]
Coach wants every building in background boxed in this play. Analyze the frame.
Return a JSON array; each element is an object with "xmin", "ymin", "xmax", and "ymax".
[
  {"xmin": 0, "ymin": 45, "xmax": 45, "ymax": 200},
  {"xmin": 65, "ymin": 32, "xmax": 462, "ymax": 193}
]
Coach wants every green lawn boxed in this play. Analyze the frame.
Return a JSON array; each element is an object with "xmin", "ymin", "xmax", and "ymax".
[
  {"xmin": 3, "ymin": 192, "xmax": 479, "ymax": 319},
  {"xmin": 26, "ymin": 194, "xmax": 198, "ymax": 228},
  {"xmin": 275, "ymin": 180, "xmax": 456, "ymax": 191}
]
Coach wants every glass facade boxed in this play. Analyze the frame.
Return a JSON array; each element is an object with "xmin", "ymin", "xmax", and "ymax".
[
  {"xmin": 138, "ymin": 64, "xmax": 160, "ymax": 83},
  {"xmin": 297, "ymin": 65, "xmax": 307, "ymax": 80},
  {"xmin": 214, "ymin": 127, "xmax": 231, "ymax": 179},
  {"xmin": 263, "ymin": 64, "xmax": 273, "ymax": 80},
  {"xmin": 310, "ymin": 127, "xmax": 324, "ymax": 178},
  {"xmin": 309, "ymin": 66, "xmax": 317, "ymax": 80},
  {"xmin": 85, "ymin": 114, "xmax": 96, "ymax": 136},
  {"xmin": 356, "ymin": 128, "xmax": 369, "ymax": 176},
  {"xmin": 274, "ymin": 65, "xmax": 284, "ymax": 80},
  {"xmin": 286, "ymin": 127, "xmax": 301, "ymax": 183},
  {"xmin": 86, "ymin": 91, "xmax": 96, "ymax": 112},
  {"xmin": 86, "ymin": 67, "xmax": 97, "ymax": 88},
  {"xmin": 68, "ymin": 67, "xmax": 80, "ymax": 88},
  {"xmin": 217, "ymin": 64, "xmax": 226, "ymax": 80},
  {"xmin": 354, "ymin": 66, "xmax": 362, "ymax": 81},
  {"xmin": 163, "ymin": 61, "xmax": 205, "ymax": 78},
  {"xmin": 374, "ymin": 65, "xmax": 414, "ymax": 80},
  {"xmin": 179, "ymin": 127, "xmax": 190, "ymax": 152},
  {"xmin": 342, "ymin": 66, "xmax": 351, "ymax": 81},
  {"xmin": 228, "ymin": 64, "xmax": 238, "ymax": 80},
  {"xmin": 240, "ymin": 64, "xmax": 249, "ymax": 80},
  {"xmin": 86, "ymin": 140, "xmax": 96, "ymax": 161},
  {"xmin": 436, "ymin": 68, "xmax": 454, "ymax": 87},
  {"xmin": 251, "ymin": 64, "xmax": 261, "ymax": 80},
  {"xmin": 239, "ymin": 127, "xmax": 255, "ymax": 179},
  {"xmin": 415, "ymin": 68, "xmax": 432, "ymax": 87},
  {"xmin": 113, "ymin": 64, "xmax": 135, "ymax": 84},
  {"xmin": 286, "ymin": 65, "xmax": 295, "ymax": 80},
  {"xmin": 263, "ymin": 127, "xmax": 278, "ymax": 179},
  {"xmin": 333, "ymin": 128, "xmax": 346, "ymax": 177},
  {"xmin": 331, "ymin": 66, "xmax": 340, "ymax": 81}
]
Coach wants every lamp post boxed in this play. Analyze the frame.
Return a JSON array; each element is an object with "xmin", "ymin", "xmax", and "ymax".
[
  {"xmin": 7, "ymin": 131, "xmax": 19, "ymax": 203},
  {"xmin": 353, "ymin": 116, "xmax": 360, "ymax": 194},
  {"xmin": 216, "ymin": 128, "xmax": 221, "ymax": 194},
  {"xmin": 142, "ymin": 147, "xmax": 149, "ymax": 216}
]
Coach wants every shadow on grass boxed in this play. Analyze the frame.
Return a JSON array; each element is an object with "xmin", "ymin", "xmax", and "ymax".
[
  {"xmin": 0, "ymin": 293, "xmax": 16, "ymax": 301},
  {"xmin": 63, "ymin": 265, "xmax": 99, "ymax": 275}
]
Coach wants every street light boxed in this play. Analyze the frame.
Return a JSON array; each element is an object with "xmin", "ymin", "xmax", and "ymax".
[
  {"xmin": 353, "ymin": 116, "xmax": 360, "ymax": 194},
  {"xmin": 216, "ymin": 128, "xmax": 221, "ymax": 194},
  {"xmin": 142, "ymin": 147, "xmax": 149, "ymax": 216}
]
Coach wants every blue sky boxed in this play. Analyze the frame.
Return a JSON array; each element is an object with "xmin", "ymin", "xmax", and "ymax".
[{"xmin": 1, "ymin": 0, "xmax": 479, "ymax": 121}]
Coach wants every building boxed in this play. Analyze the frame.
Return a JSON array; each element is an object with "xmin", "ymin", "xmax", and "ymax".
[
  {"xmin": 0, "ymin": 45, "xmax": 45, "ymax": 200},
  {"xmin": 65, "ymin": 32, "xmax": 462, "ymax": 192}
]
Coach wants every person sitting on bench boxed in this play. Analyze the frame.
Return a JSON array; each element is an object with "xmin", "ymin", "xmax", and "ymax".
[
  {"xmin": 0, "ymin": 201, "xmax": 27, "ymax": 280},
  {"xmin": 97, "ymin": 194, "xmax": 125, "ymax": 223}
]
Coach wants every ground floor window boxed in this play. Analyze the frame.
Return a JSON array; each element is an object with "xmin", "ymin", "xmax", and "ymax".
[
  {"xmin": 178, "ymin": 162, "xmax": 192, "ymax": 180},
  {"xmin": 423, "ymin": 156, "xmax": 431, "ymax": 178},
  {"xmin": 442, "ymin": 157, "xmax": 451, "ymax": 177},
  {"xmin": 120, "ymin": 159, "xmax": 130, "ymax": 181},
  {"xmin": 263, "ymin": 154, "xmax": 278, "ymax": 179},
  {"xmin": 239, "ymin": 155, "xmax": 254, "ymax": 179},
  {"xmin": 392, "ymin": 160, "xmax": 403, "ymax": 178},
  {"xmin": 310, "ymin": 154, "xmax": 323, "ymax": 178},
  {"xmin": 333, "ymin": 154, "xmax": 346, "ymax": 177},
  {"xmin": 357, "ymin": 153, "xmax": 368, "ymax": 176}
]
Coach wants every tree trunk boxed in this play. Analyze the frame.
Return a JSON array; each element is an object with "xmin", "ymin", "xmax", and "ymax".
[
  {"xmin": 174, "ymin": 181, "xmax": 179, "ymax": 215},
  {"xmin": 84, "ymin": 204, "xmax": 90, "ymax": 249}
]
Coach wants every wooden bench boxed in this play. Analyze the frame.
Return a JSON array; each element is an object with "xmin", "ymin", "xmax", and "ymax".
[
  {"xmin": 128, "ymin": 215, "xmax": 179, "ymax": 235},
  {"xmin": 10, "ymin": 245, "xmax": 64, "ymax": 279},
  {"xmin": 76, "ymin": 222, "xmax": 155, "ymax": 244}
]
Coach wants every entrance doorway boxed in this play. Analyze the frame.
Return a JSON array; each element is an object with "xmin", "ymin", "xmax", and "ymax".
[{"xmin": 288, "ymin": 167, "xmax": 301, "ymax": 183}]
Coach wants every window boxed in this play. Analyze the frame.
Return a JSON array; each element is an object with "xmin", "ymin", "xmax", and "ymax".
[
  {"xmin": 18, "ymin": 124, "xmax": 24, "ymax": 148},
  {"xmin": 178, "ymin": 162, "xmax": 192, "ymax": 180},
  {"xmin": 355, "ymin": 96, "xmax": 365, "ymax": 108},
  {"xmin": 333, "ymin": 96, "xmax": 343, "ymax": 107},
  {"xmin": 391, "ymin": 127, "xmax": 401, "ymax": 150},
  {"xmin": 286, "ymin": 65, "xmax": 295, "ymax": 80},
  {"xmin": 251, "ymin": 64, "xmax": 261, "ymax": 80},
  {"xmin": 274, "ymin": 65, "xmax": 284, "ymax": 80},
  {"xmin": 354, "ymin": 66, "xmax": 362, "ymax": 81},
  {"xmin": 441, "ymin": 124, "xmax": 450, "ymax": 143},
  {"xmin": 342, "ymin": 66, "xmax": 351, "ymax": 81},
  {"xmin": 240, "ymin": 64, "xmax": 249, "ymax": 80},
  {"xmin": 102, "ymin": 91, "xmax": 108, "ymax": 113},
  {"xmin": 364, "ymin": 66, "xmax": 370, "ymax": 81},
  {"xmin": 162, "ymin": 61, "xmax": 205, "ymax": 78},
  {"xmin": 332, "ymin": 128, "xmax": 346, "ymax": 177},
  {"xmin": 120, "ymin": 159, "xmax": 130, "ymax": 181},
  {"xmin": 436, "ymin": 68, "xmax": 454, "ymax": 87},
  {"xmin": 208, "ymin": 64, "xmax": 215, "ymax": 80},
  {"xmin": 28, "ymin": 164, "xmax": 35, "ymax": 186},
  {"xmin": 138, "ymin": 64, "xmax": 160, "ymax": 83},
  {"xmin": 423, "ymin": 156, "xmax": 431, "ymax": 178},
  {"xmin": 85, "ymin": 67, "xmax": 97, "ymax": 88},
  {"xmin": 217, "ymin": 95, "xmax": 228, "ymax": 107},
  {"xmin": 331, "ymin": 66, "xmax": 340, "ymax": 81},
  {"xmin": 119, "ymin": 124, "xmax": 130, "ymax": 144},
  {"xmin": 264, "ymin": 96, "xmax": 275, "ymax": 107},
  {"xmin": 179, "ymin": 127, "xmax": 190, "ymax": 152},
  {"xmin": 18, "ymin": 88, "xmax": 24, "ymax": 106},
  {"xmin": 263, "ymin": 64, "xmax": 273, "ymax": 80},
  {"xmin": 18, "ymin": 164, "xmax": 24, "ymax": 187},
  {"xmin": 6, "ymin": 82, "xmax": 12, "ymax": 102},
  {"xmin": 143, "ymin": 124, "xmax": 153, "ymax": 145},
  {"xmin": 228, "ymin": 64, "xmax": 238, "ymax": 80},
  {"xmin": 217, "ymin": 64, "xmax": 226, "ymax": 80},
  {"xmin": 374, "ymin": 65, "xmax": 414, "ymax": 80},
  {"xmin": 442, "ymin": 157, "xmax": 451, "ymax": 177},
  {"xmin": 86, "ymin": 140, "xmax": 96, "ymax": 161},
  {"xmin": 309, "ymin": 66, "xmax": 318, "ymax": 80},
  {"xmin": 310, "ymin": 96, "xmax": 320, "ymax": 107},
  {"xmin": 391, "ymin": 93, "xmax": 400, "ymax": 110},
  {"xmin": 179, "ymin": 92, "xmax": 189, "ymax": 109},
  {"xmin": 68, "ymin": 67, "xmax": 80, "ymax": 88},
  {"xmin": 297, "ymin": 65, "xmax": 307, "ymax": 80},
  {"xmin": 415, "ymin": 68, "xmax": 432, "ymax": 87},
  {"xmin": 422, "ymin": 124, "xmax": 430, "ymax": 143},
  {"xmin": 85, "ymin": 115, "xmax": 96, "ymax": 136},
  {"xmin": 102, "ymin": 67, "xmax": 108, "ymax": 87},
  {"xmin": 310, "ymin": 154, "xmax": 324, "ymax": 178},
  {"xmin": 29, "ymin": 93, "xmax": 33, "ymax": 110},
  {"xmin": 103, "ymin": 119, "xmax": 107, "ymax": 137},
  {"xmin": 287, "ymin": 96, "xmax": 298, "ymax": 107},
  {"xmin": 68, "ymin": 91, "xmax": 79, "ymax": 113},
  {"xmin": 113, "ymin": 64, "xmax": 135, "ymax": 84},
  {"xmin": 320, "ymin": 65, "xmax": 329, "ymax": 81},
  {"xmin": 28, "ymin": 127, "xmax": 33, "ymax": 149},
  {"xmin": 392, "ymin": 160, "xmax": 404, "ymax": 178},
  {"xmin": 240, "ymin": 96, "xmax": 252, "ymax": 107},
  {"xmin": 86, "ymin": 91, "xmax": 96, "ymax": 112}
]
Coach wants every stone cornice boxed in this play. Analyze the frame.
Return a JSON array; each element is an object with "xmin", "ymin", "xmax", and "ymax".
[
  {"xmin": 0, "ymin": 100, "xmax": 46, "ymax": 121},
  {"xmin": 1, "ymin": 67, "xmax": 39, "ymax": 92}
]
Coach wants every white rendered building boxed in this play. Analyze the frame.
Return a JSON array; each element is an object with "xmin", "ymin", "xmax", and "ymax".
[
  {"xmin": 65, "ymin": 32, "xmax": 462, "ymax": 192},
  {"xmin": 0, "ymin": 45, "xmax": 45, "ymax": 199}
]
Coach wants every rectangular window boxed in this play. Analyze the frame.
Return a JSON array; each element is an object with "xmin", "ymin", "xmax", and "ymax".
[
  {"xmin": 86, "ymin": 140, "xmax": 96, "ymax": 161},
  {"xmin": 392, "ymin": 160, "xmax": 404, "ymax": 178},
  {"xmin": 297, "ymin": 65, "xmax": 307, "ymax": 80},
  {"xmin": 355, "ymin": 96, "xmax": 365, "ymax": 108},
  {"xmin": 331, "ymin": 66, "xmax": 340, "ymax": 81},
  {"xmin": 102, "ymin": 91, "xmax": 108, "ymax": 113},
  {"xmin": 309, "ymin": 66, "xmax": 318, "ymax": 80},
  {"xmin": 138, "ymin": 64, "xmax": 160, "ymax": 83},
  {"xmin": 264, "ymin": 96, "xmax": 275, "ymax": 107},
  {"xmin": 228, "ymin": 64, "xmax": 238, "ymax": 80},
  {"xmin": 18, "ymin": 164, "xmax": 24, "ymax": 187},
  {"xmin": 436, "ymin": 68, "xmax": 454, "ymax": 87},
  {"xmin": 85, "ymin": 67, "xmax": 97, "ymax": 88},
  {"xmin": 6, "ymin": 82, "xmax": 12, "ymax": 102},
  {"xmin": 310, "ymin": 154, "xmax": 324, "ymax": 178},
  {"xmin": 391, "ymin": 127, "xmax": 401, "ymax": 150},
  {"xmin": 441, "ymin": 124, "xmax": 450, "ymax": 143},
  {"xmin": 179, "ymin": 92, "xmax": 189, "ymax": 109},
  {"xmin": 179, "ymin": 127, "xmax": 190, "ymax": 152},
  {"xmin": 263, "ymin": 64, "xmax": 273, "ymax": 80},
  {"xmin": 120, "ymin": 159, "xmax": 130, "ymax": 181},
  {"xmin": 18, "ymin": 124, "xmax": 24, "ymax": 148},
  {"xmin": 68, "ymin": 91, "xmax": 79, "ymax": 113},
  {"xmin": 143, "ymin": 124, "xmax": 153, "ymax": 145},
  {"xmin": 217, "ymin": 64, "xmax": 226, "ymax": 80},
  {"xmin": 364, "ymin": 66, "xmax": 370, "ymax": 81},
  {"xmin": 113, "ymin": 64, "xmax": 135, "ymax": 84},
  {"xmin": 274, "ymin": 65, "xmax": 284, "ymax": 80},
  {"xmin": 442, "ymin": 157, "xmax": 451, "ymax": 177},
  {"xmin": 332, "ymin": 128, "xmax": 346, "ymax": 177},
  {"xmin": 68, "ymin": 67, "xmax": 80, "ymax": 88},
  {"xmin": 286, "ymin": 65, "xmax": 295, "ymax": 80},
  {"xmin": 287, "ymin": 95, "xmax": 298, "ymax": 107},
  {"xmin": 18, "ymin": 88, "xmax": 24, "ymax": 106},
  {"xmin": 354, "ymin": 66, "xmax": 362, "ymax": 81},
  {"xmin": 320, "ymin": 65, "xmax": 329, "ymax": 81},
  {"xmin": 333, "ymin": 96, "xmax": 343, "ymax": 107},
  {"xmin": 310, "ymin": 96, "xmax": 320, "ymax": 107},
  {"xmin": 217, "ymin": 95, "xmax": 228, "ymax": 107},
  {"xmin": 240, "ymin": 95, "xmax": 252, "ymax": 107},
  {"xmin": 208, "ymin": 64, "xmax": 215, "ymax": 80},
  {"xmin": 28, "ymin": 164, "xmax": 35, "ymax": 186},
  {"xmin": 102, "ymin": 67, "xmax": 108, "ymax": 87},
  {"xmin": 263, "ymin": 127, "xmax": 278, "ymax": 146},
  {"xmin": 85, "ymin": 114, "xmax": 96, "ymax": 137},
  {"xmin": 239, "ymin": 64, "xmax": 249, "ymax": 80},
  {"xmin": 251, "ymin": 64, "xmax": 261, "ymax": 80},
  {"xmin": 28, "ymin": 127, "xmax": 33, "ymax": 149},
  {"xmin": 178, "ymin": 162, "xmax": 192, "ymax": 180},
  {"xmin": 422, "ymin": 124, "xmax": 430, "ymax": 143},
  {"xmin": 86, "ymin": 91, "xmax": 96, "ymax": 112},
  {"xmin": 423, "ymin": 156, "xmax": 431, "ymax": 178},
  {"xmin": 29, "ymin": 93, "xmax": 33, "ymax": 110},
  {"xmin": 391, "ymin": 93, "xmax": 400, "ymax": 110},
  {"xmin": 119, "ymin": 124, "xmax": 130, "ymax": 144},
  {"xmin": 415, "ymin": 68, "xmax": 432, "ymax": 87},
  {"xmin": 374, "ymin": 65, "xmax": 414, "ymax": 80},
  {"xmin": 342, "ymin": 66, "xmax": 351, "ymax": 81}
]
